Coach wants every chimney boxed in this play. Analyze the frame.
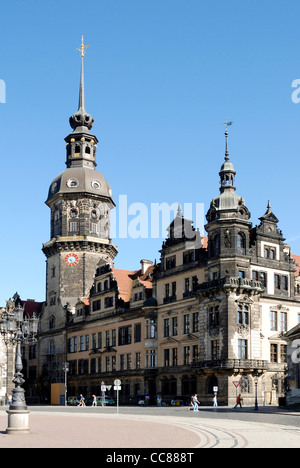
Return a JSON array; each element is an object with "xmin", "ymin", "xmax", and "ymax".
[{"xmin": 140, "ymin": 259, "xmax": 153, "ymax": 275}]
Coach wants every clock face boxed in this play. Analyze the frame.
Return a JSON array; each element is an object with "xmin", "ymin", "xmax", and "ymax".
[{"xmin": 65, "ymin": 253, "xmax": 79, "ymax": 267}]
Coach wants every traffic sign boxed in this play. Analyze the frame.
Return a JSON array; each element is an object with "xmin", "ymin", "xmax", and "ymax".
[
  {"xmin": 114, "ymin": 386, "xmax": 121, "ymax": 391},
  {"xmin": 233, "ymin": 381, "xmax": 240, "ymax": 388},
  {"xmin": 101, "ymin": 385, "xmax": 106, "ymax": 392},
  {"xmin": 114, "ymin": 379, "xmax": 121, "ymax": 386}
]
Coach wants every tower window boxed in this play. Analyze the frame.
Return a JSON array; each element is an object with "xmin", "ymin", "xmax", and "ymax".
[
  {"xmin": 211, "ymin": 233, "xmax": 220, "ymax": 257},
  {"xmin": 237, "ymin": 232, "xmax": 246, "ymax": 255},
  {"xmin": 69, "ymin": 222, "xmax": 78, "ymax": 232}
]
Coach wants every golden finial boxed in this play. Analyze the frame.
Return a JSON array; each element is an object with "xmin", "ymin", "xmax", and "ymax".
[{"xmin": 77, "ymin": 35, "xmax": 90, "ymax": 58}]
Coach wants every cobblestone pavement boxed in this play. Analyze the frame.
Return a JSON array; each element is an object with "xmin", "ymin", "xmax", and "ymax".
[{"xmin": 0, "ymin": 406, "xmax": 299, "ymax": 448}]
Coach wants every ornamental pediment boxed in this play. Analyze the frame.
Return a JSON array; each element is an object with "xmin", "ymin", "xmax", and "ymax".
[{"xmin": 268, "ymin": 331, "xmax": 286, "ymax": 341}]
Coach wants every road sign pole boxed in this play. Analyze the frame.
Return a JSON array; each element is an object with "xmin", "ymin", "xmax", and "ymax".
[{"xmin": 114, "ymin": 379, "xmax": 121, "ymax": 414}]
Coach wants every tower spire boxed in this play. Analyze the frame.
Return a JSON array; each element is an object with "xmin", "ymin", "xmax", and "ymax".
[
  {"xmin": 219, "ymin": 121, "xmax": 236, "ymax": 193},
  {"xmin": 224, "ymin": 120, "xmax": 232, "ymax": 161},
  {"xmin": 76, "ymin": 36, "xmax": 90, "ymax": 111},
  {"xmin": 69, "ymin": 37, "xmax": 94, "ymax": 133}
]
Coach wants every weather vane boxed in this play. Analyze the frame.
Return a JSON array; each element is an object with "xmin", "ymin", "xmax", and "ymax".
[
  {"xmin": 224, "ymin": 119, "xmax": 233, "ymax": 131},
  {"xmin": 77, "ymin": 36, "xmax": 90, "ymax": 58}
]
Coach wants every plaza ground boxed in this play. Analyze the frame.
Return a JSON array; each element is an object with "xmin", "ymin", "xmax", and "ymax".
[{"xmin": 0, "ymin": 405, "xmax": 300, "ymax": 449}]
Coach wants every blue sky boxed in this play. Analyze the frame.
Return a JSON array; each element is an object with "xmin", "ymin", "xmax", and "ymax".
[{"xmin": 0, "ymin": 0, "xmax": 300, "ymax": 305}]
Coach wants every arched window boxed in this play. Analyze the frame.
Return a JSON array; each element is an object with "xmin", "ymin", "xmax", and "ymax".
[
  {"xmin": 49, "ymin": 315, "xmax": 55, "ymax": 329},
  {"xmin": 237, "ymin": 232, "xmax": 246, "ymax": 255},
  {"xmin": 211, "ymin": 233, "xmax": 220, "ymax": 257}
]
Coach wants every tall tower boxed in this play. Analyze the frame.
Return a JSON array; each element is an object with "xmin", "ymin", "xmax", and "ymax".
[
  {"xmin": 205, "ymin": 125, "xmax": 251, "ymax": 280},
  {"xmin": 42, "ymin": 39, "xmax": 117, "ymax": 333}
]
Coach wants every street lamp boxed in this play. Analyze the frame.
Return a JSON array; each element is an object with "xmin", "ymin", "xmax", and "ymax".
[
  {"xmin": 0, "ymin": 302, "xmax": 38, "ymax": 434},
  {"xmin": 253, "ymin": 372, "xmax": 259, "ymax": 411},
  {"xmin": 62, "ymin": 362, "xmax": 69, "ymax": 406}
]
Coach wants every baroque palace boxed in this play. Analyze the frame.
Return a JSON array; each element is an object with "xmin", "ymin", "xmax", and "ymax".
[{"xmin": 1, "ymin": 47, "xmax": 300, "ymax": 407}]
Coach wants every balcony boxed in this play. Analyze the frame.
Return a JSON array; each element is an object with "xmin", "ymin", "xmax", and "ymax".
[
  {"xmin": 163, "ymin": 295, "xmax": 177, "ymax": 304},
  {"xmin": 191, "ymin": 359, "xmax": 269, "ymax": 372},
  {"xmin": 197, "ymin": 277, "xmax": 264, "ymax": 294}
]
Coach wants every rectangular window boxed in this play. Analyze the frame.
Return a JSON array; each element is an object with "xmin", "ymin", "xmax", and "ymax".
[
  {"xmin": 274, "ymin": 274, "xmax": 280, "ymax": 290},
  {"xmin": 134, "ymin": 323, "xmax": 141, "ymax": 342},
  {"xmin": 164, "ymin": 349, "xmax": 170, "ymax": 367},
  {"xmin": 183, "ymin": 251, "xmax": 194, "ymax": 264},
  {"xmin": 280, "ymin": 345, "xmax": 287, "ymax": 363},
  {"xmin": 252, "ymin": 270, "xmax": 259, "ymax": 281},
  {"xmin": 104, "ymin": 296, "xmax": 114, "ymax": 308},
  {"xmin": 92, "ymin": 300, "xmax": 101, "ymax": 312},
  {"xmin": 192, "ymin": 345, "xmax": 199, "ymax": 362},
  {"xmin": 135, "ymin": 352, "xmax": 141, "ymax": 369},
  {"xmin": 192, "ymin": 312, "xmax": 199, "ymax": 332},
  {"xmin": 270, "ymin": 311, "xmax": 277, "ymax": 331},
  {"xmin": 91, "ymin": 223, "xmax": 98, "ymax": 233},
  {"xmin": 105, "ymin": 330, "xmax": 110, "ymax": 347},
  {"xmin": 211, "ymin": 340, "xmax": 219, "ymax": 360},
  {"xmin": 280, "ymin": 312, "xmax": 287, "ymax": 332},
  {"xmin": 111, "ymin": 329, "xmax": 116, "ymax": 346},
  {"xmin": 172, "ymin": 347, "xmax": 178, "ymax": 366},
  {"xmin": 183, "ymin": 346, "xmax": 190, "ymax": 365},
  {"xmin": 238, "ymin": 339, "xmax": 248, "ymax": 360},
  {"xmin": 97, "ymin": 332, "xmax": 102, "ymax": 349},
  {"xmin": 270, "ymin": 343, "xmax": 278, "ymax": 363},
  {"xmin": 166, "ymin": 255, "xmax": 176, "ymax": 270},
  {"xmin": 118, "ymin": 326, "xmax": 132, "ymax": 346},
  {"xmin": 146, "ymin": 350, "xmax": 156, "ymax": 368},
  {"xmin": 120, "ymin": 354, "xmax": 125, "ymax": 371},
  {"xmin": 183, "ymin": 314, "xmax": 190, "ymax": 334},
  {"xmin": 80, "ymin": 335, "xmax": 85, "ymax": 351},
  {"xmin": 91, "ymin": 334, "xmax": 97, "ymax": 349},
  {"xmin": 163, "ymin": 318, "xmax": 170, "ymax": 337},
  {"xmin": 69, "ymin": 222, "xmax": 78, "ymax": 232},
  {"xmin": 281, "ymin": 276, "xmax": 288, "ymax": 291},
  {"xmin": 172, "ymin": 317, "xmax": 178, "ymax": 336},
  {"xmin": 209, "ymin": 306, "xmax": 219, "ymax": 327}
]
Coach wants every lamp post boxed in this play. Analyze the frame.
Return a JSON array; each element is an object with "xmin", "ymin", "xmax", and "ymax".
[
  {"xmin": 62, "ymin": 362, "xmax": 69, "ymax": 406},
  {"xmin": 253, "ymin": 372, "xmax": 259, "ymax": 411},
  {"xmin": 0, "ymin": 302, "xmax": 38, "ymax": 434}
]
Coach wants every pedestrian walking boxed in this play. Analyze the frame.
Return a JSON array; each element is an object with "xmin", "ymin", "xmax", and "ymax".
[
  {"xmin": 192, "ymin": 394, "xmax": 200, "ymax": 412},
  {"xmin": 79, "ymin": 394, "xmax": 86, "ymax": 407},
  {"xmin": 188, "ymin": 395, "xmax": 194, "ymax": 411},
  {"xmin": 213, "ymin": 394, "xmax": 218, "ymax": 407},
  {"xmin": 92, "ymin": 395, "xmax": 97, "ymax": 407},
  {"xmin": 234, "ymin": 393, "xmax": 243, "ymax": 408}
]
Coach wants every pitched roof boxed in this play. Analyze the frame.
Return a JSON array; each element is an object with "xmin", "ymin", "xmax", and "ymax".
[
  {"xmin": 112, "ymin": 266, "xmax": 154, "ymax": 303},
  {"xmin": 22, "ymin": 299, "xmax": 44, "ymax": 318}
]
